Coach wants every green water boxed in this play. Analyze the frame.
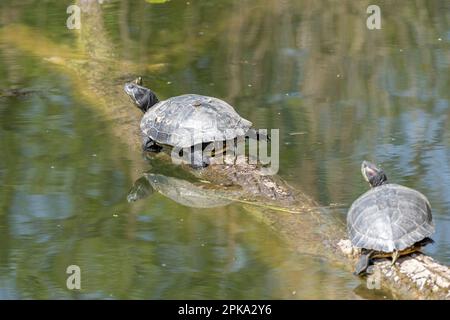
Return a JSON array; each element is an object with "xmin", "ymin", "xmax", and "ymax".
[{"xmin": 0, "ymin": 0, "xmax": 449, "ymax": 299}]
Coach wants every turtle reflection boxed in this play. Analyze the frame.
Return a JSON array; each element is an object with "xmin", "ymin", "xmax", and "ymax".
[{"xmin": 127, "ymin": 173, "xmax": 233, "ymax": 208}]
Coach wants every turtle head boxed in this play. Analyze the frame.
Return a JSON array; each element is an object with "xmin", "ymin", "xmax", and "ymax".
[
  {"xmin": 361, "ymin": 160, "xmax": 387, "ymax": 188},
  {"xmin": 124, "ymin": 78, "xmax": 159, "ymax": 113}
]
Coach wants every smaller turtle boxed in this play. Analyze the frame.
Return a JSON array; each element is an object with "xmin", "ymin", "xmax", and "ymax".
[{"xmin": 347, "ymin": 161, "xmax": 435, "ymax": 275}]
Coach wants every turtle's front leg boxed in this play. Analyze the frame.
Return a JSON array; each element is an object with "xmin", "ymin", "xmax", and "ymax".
[{"xmin": 142, "ymin": 135, "xmax": 162, "ymax": 152}]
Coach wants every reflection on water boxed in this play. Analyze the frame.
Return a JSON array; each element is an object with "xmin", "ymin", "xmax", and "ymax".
[{"xmin": 0, "ymin": 0, "xmax": 449, "ymax": 299}]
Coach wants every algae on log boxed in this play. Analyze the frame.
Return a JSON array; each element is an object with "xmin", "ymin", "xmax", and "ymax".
[{"xmin": 1, "ymin": 1, "xmax": 449, "ymax": 299}]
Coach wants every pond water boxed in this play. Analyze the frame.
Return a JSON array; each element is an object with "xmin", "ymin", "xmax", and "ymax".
[{"xmin": 0, "ymin": 0, "xmax": 449, "ymax": 299}]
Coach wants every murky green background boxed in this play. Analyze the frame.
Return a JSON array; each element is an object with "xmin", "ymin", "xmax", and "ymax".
[{"xmin": 0, "ymin": 0, "xmax": 449, "ymax": 299}]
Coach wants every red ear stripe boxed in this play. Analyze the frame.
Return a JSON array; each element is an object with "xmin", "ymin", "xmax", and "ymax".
[{"xmin": 365, "ymin": 167, "xmax": 377, "ymax": 177}]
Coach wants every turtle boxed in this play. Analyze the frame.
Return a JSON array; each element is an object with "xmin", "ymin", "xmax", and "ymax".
[
  {"xmin": 347, "ymin": 160, "xmax": 435, "ymax": 275},
  {"xmin": 127, "ymin": 172, "xmax": 233, "ymax": 208},
  {"xmin": 124, "ymin": 77, "xmax": 264, "ymax": 168}
]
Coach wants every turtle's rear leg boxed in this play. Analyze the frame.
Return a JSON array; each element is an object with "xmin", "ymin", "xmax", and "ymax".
[
  {"xmin": 142, "ymin": 135, "xmax": 162, "ymax": 152},
  {"xmin": 354, "ymin": 250, "xmax": 375, "ymax": 276}
]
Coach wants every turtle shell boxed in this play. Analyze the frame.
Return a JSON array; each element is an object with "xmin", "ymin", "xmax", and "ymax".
[
  {"xmin": 144, "ymin": 173, "xmax": 233, "ymax": 208},
  {"xmin": 140, "ymin": 94, "xmax": 252, "ymax": 148},
  {"xmin": 347, "ymin": 184, "xmax": 434, "ymax": 253}
]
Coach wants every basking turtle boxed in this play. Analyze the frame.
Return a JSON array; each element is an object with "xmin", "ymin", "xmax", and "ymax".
[
  {"xmin": 127, "ymin": 172, "xmax": 233, "ymax": 208},
  {"xmin": 347, "ymin": 161, "xmax": 435, "ymax": 275},
  {"xmin": 124, "ymin": 77, "xmax": 261, "ymax": 168}
]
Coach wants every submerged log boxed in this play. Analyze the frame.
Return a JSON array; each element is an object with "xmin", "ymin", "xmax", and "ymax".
[{"xmin": 1, "ymin": 1, "xmax": 449, "ymax": 299}]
